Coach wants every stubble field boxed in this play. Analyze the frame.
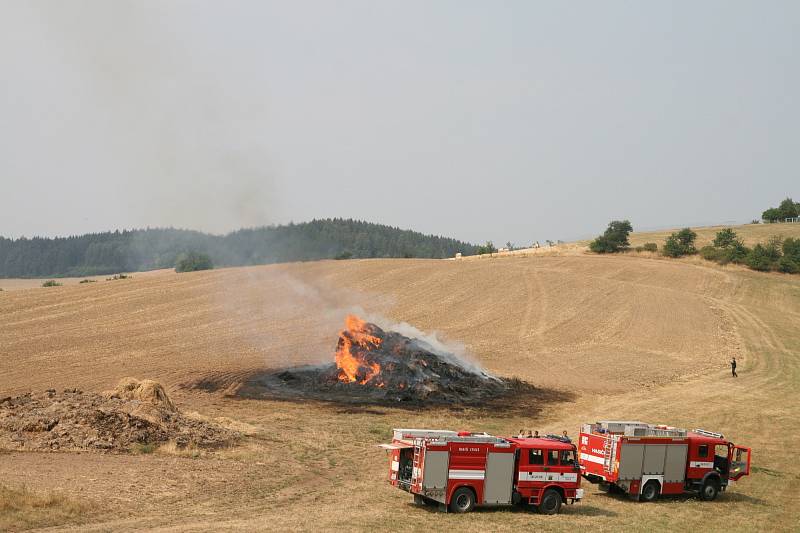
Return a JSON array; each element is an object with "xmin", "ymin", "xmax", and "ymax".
[{"xmin": 1, "ymin": 249, "xmax": 799, "ymax": 531}]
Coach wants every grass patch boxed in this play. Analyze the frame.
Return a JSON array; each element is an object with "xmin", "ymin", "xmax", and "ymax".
[
  {"xmin": 79, "ymin": 279, "xmax": 97, "ymax": 284},
  {"xmin": 156, "ymin": 441, "xmax": 207, "ymax": 458},
  {"xmin": 634, "ymin": 242, "xmax": 658, "ymax": 252},
  {"xmin": 41, "ymin": 280, "xmax": 62, "ymax": 287},
  {"xmin": 368, "ymin": 425, "xmax": 391, "ymax": 439},
  {"xmin": 751, "ymin": 466, "xmax": 783, "ymax": 477},
  {"xmin": 0, "ymin": 484, "xmax": 90, "ymax": 530},
  {"xmin": 131, "ymin": 442, "xmax": 157, "ymax": 454}
]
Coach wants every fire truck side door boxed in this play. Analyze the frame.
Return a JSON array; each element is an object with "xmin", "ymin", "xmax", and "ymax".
[
  {"xmin": 546, "ymin": 449, "xmax": 578, "ymax": 483},
  {"xmin": 729, "ymin": 446, "xmax": 751, "ymax": 481},
  {"xmin": 518, "ymin": 448, "xmax": 547, "ymax": 491},
  {"xmin": 422, "ymin": 450, "xmax": 449, "ymax": 492},
  {"xmin": 484, "ymin": 451, "xmax": 515, "ymax": 504}
]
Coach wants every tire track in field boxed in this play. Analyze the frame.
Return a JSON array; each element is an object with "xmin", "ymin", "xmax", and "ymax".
[{"xmin": 515, "ymin": 263, "xmax": 550, "ymax": 369}]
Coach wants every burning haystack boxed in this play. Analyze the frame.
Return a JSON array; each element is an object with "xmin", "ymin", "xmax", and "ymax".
[{"xmin": 227, "ymin": 315, "xmax": 529, "ymax": 405}]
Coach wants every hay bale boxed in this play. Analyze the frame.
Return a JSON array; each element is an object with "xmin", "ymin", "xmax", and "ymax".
[{"xmin": 110, "ymin": 378, "xmax": 177, "ymax": 412}]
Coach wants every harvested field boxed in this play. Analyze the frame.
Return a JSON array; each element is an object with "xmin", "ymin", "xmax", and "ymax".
[
  {"xmin": 627, "ymin": 222, "xmax": 800, "ymax": 248},
  {"xmin": 0, "ymin": 257, "xmax": 742, "ymax": 394},
  {"xmin": 1, "ymin": 252, "xmax": 799, "ymax": 531}
]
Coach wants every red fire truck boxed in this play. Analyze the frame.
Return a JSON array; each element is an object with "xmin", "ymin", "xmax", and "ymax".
[
  {"xmin": 578, "ymin": 421, "xmax": 751, "ymax": 502},
  {"xmin": 381, "ymin": 429, "xmax": 583, "ymax": 514}
]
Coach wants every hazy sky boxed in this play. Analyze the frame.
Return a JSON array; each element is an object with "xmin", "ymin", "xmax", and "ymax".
[{"xmin": 1, "ymin": 1, "xmax": 798, "ymax": 245}]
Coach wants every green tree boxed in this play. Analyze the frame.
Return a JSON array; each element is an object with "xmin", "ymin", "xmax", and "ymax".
[
  {"xmin": 589, "ymin": 220, "xmax": 633, "ymax": 254},
  {"xmin": 676, "ymin": 228, "xmax": 697, "ymax": 249},
  {"xmin": 747, "ymin": 245, "xmax": 775, "ymax": 271},
  {"xmin": 662, "ymin": 236, "xmax": 683, "ymax": 258},
  {"xmin": 175, "ymin": 251, "xmax": 214, "ymax": 273},
  {"xmin": 778, "ymin": 238, "xmax": 800, "ymax": 273},
  {"xmin": 713, "ymin": 228, "xmax": 738, "ymax": 248},
  {"xmin": 783, "ymin": 238, "xmax": 800, "ymax": 262},
  {"xmin": 705, "ymin": 228, "xmax": 749, "ymax": 264},
  {"xmin": 700, "ymin": 245, "xmax": 722, "ymax": 262},
  {"xmin": 477, "ymin": 241, "xmax": 498, "ymax": 255},
  {"xmin": 762, "ymin": 197, "xmax": 799, "ymax": 222},
  {"xmin": 589, "ymin": 235, "xmax": 613, "ymax": 253},
  {"xmin": 762, "ymin": 207, "xmax": 780, "ymax": 222},
  {"xmin": 725, "ymin": 240, "xmax": 751, "ymax": 264},
  {"xmin": 606, "ymin": 220, "xmax": 633, "ymax": 247},
  {"xmin": 778, "ymin": 197, "xmax": 799, "ymax": 220},
  {"xmin": 334, "ymin": 251, "xmax": 353, "ymax": 260},
  {"xmin": 662, "ymin": 228, "xmax": 697, "ymax": 258},
  {"xmin": 778, "ymin": 256, "xmax": 799, "ymax": 274},
  {"xmin": 745, "ymin": 237, "xmax": 782, "ymax": 272}
]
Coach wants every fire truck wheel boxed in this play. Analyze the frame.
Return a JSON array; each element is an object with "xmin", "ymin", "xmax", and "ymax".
[
  {"xmin": 640, "ymin": 481, "xmax": 660, "ymax": 502},
  {"xmin": 700, "ymin": 480, "xmax": 719, "ymax": 501},
  {"xmin": 449, "ymin": 487, "xmax": 476, "ymax": 513},
  {"xmin": 537, "ymin": 489, "xmax": 562, "ymax": 515}
]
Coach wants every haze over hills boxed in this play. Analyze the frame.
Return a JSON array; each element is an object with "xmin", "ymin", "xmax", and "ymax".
[{"xmin": 0, "ymin": 218, "xmax": 478, "ymax": 278}]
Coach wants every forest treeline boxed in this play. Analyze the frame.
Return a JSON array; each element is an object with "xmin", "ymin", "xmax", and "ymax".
[{"xmin": 0, "ymin": 219, "xmax": 478, "ymax": 278}]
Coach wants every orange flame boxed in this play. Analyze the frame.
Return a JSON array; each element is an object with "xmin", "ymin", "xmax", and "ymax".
[{"xmin": 335, "ymin": 315, "xmax": 383, "ymax": 384}]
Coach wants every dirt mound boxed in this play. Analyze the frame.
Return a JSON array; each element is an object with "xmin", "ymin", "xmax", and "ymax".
[{"xmin": 0, "ymin": 381, "xmax": 238, "ymax": 453}]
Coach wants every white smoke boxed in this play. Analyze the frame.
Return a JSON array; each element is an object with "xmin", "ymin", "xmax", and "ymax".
[
  {"xmin": 367, "ymin": 315, "xmax": 497, "ymax": 380},
  {"xmin": 209, "ymin": 262, "xmax": 498, "ymax": 383}
]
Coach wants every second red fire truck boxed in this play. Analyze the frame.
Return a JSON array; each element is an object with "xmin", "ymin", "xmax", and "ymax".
[
  {"xmin": 578, "ymin": 420, "xmax": 751, "ymax": 502},
  {"xmin": 381, "ymin": 429, "xmax": 583, "ymax": 514}
]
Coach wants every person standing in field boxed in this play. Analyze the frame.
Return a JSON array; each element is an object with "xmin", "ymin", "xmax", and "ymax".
[{"xmin": 731, "ymin": 357, "xmax": 738, "ymax": 378}]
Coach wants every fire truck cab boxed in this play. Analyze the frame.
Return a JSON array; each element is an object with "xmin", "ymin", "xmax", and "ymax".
[
  {"xmin": 382, "ymin": 429, "xmax": 583, "ymax": 514},
  {"xmin": 578, "ymin": 421, "xmax": 751, "ymax": 502}
]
